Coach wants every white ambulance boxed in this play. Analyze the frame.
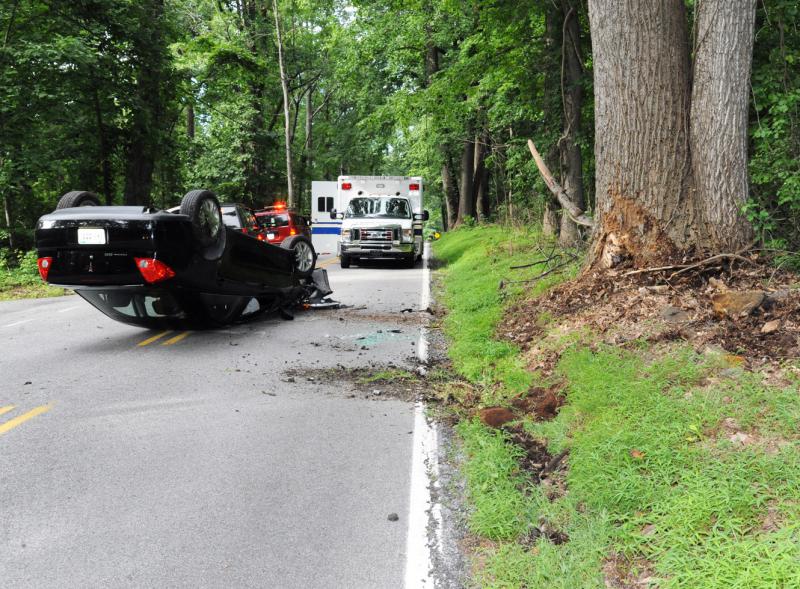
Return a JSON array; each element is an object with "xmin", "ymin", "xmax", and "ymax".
[{"xmin": 312, "ymin": 176, "xmax": 427, "ymax": 268}]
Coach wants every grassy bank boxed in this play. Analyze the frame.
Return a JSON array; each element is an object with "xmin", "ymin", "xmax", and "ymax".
[
  {"xmin": 433, "ymin": 226, "xmax": 800, "ymax": 588},
  {"xmin": 0, "ymin": 250, "xmax": 69, "ymax": 301}
]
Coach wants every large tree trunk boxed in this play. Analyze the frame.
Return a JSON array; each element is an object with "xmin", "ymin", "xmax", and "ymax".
[
  {"xmin": 588, "ymin": 0, "xmax": 755, "ymax": 267},
  {"xmin": 690, "ymin": 0, "xmax": 755, "ymax": 251},
  {"xmin": 456, "ymin": 137, "xmax": 475, "ymax": 225},
  {"xmin": 558, "ymin": 0, "xmax": 584, "ymax": 247},
  {"xmin": 588, "ymin": 0, "xmax": 696, "ymax": 266}
]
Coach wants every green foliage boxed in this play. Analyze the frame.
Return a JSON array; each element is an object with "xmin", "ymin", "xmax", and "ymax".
[{"xmin": 748, "ymin": 0, "xmax": 800, "ymax": 249}]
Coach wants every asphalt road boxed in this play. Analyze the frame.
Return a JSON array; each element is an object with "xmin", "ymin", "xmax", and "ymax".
[{"xmin": 0, "ymin": 254, "xmax": 433, "ymax": 588}]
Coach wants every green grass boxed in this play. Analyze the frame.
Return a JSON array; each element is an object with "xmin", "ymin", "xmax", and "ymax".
[
  {"xmin": 0, "ymin": 250, "xmax": 68, "ymax": 300},
  {"xmin": 474, "ymin": 345, "xmax": 800, "ymax": 589},
  {"xmin": 433, "ymin": 225, "xmax": 800, "ymax": 588},
  {"xmin": 434, "ymin": 225, "xmax": 578, "ymax": 402}
]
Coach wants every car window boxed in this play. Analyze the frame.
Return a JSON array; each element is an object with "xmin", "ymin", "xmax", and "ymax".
[
  {"xmin": 260, "ymin": 213, "xmax": 290, "ymax": 228},
  {"xmin": 241, "ymin": 208, "xmax": 257, "ymax": 228},
  {"xmin": 222, "ymin": 207, "xmax": 241, "ymax": 227},
  {"xmin": 345, "ymin": 197, "xmax": 411, "ymax": 219}
]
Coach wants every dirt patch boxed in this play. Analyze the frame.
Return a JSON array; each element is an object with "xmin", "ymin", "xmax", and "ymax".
[
  {"xmin": 283, "ymin": 365, "xmax": 435, "ymax": 402},
  {"xmin": 603, "ymin": 553, "xmax": 658, "ymax": 588},
  {"xmin": 331, "ymin": 307, "xmax": 435, "ymax": 326},
  {"xmin": 500, "ymin": 258, "xmax": 800, "ymax": 368}
]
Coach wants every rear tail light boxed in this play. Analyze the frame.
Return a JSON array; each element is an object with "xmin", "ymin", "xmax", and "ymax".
[
  {"xmin": 257, "ymin": 234, "xmax": 266, "ymax": 241},
  {"xmin": 341, "ymin": 182, "xmax": 352, "ymax": 190},
  {"xmin": 37, "ymin": 257, "xmax": 53, "ymax": 282},
  {"xmin": 134, "ymin": 257, "xmax": 175, "ymax": 284},
  {"xmin": 409, "ymin": 183, "xmax": 420, "ymax": 191}
]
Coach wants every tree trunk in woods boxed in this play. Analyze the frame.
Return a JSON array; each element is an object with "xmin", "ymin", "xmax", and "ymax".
[
  {"xmin": 587, "ymin": 0, "xmax": 755, "ymax": 268},
  {"xmin": 542, "ymin": 201, "xmax": 559, "ymax": 237},
  {"xmin": 3, "ymin": 192, "xmax": 14, "ymax": 249},
  {"xmin": 442, "ymin": 160, "xmax": 459, "ymax": 230},
  {"xmin": 423, "ymin": 20, "xmax": 459, "ymax": 230},
  {"xmin": 123, "ymin": 0, "xmax": 166, "ymax": 206},
  {"xmin": 690, "ymin": 0, "xmax": 755, "ymax": 250},
  {"xmin": 558, "ymin": 0, "xmax": 584, "ymax": 247},
  {"xmin": 186, "ymin": 102, "xmax": 195, "ymax": 140},
  {"xmin": 92, "ymin": 84, "xmax": 113, "ymax": 205},
  {"xmin": 304, "ymin": 89, "xmax": 313, "ymax": 210},
  {"xmin": 456, "ymin": 137, "xmax": 475, "ymax": 225},
  {"xmin": 473, "ymin": 132, "xmax": 489, "ymax": 222},
  {"xmin": 273, "ymin": 0, "xmax": 295, "ymax": 208}
]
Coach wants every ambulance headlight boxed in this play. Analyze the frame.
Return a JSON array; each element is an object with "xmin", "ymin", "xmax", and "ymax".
[{"xmin": 402, "ymin": 228, "xmax": 413, "ymax": 242}]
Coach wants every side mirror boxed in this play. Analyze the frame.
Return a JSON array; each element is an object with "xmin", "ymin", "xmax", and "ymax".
[
  {"xmin": 329, "ymin": 209, "xmax": 337, "ymax": 220},
  {"xmin": 413, "ymin": 210, "xmax": 430, "ymax": 221}
]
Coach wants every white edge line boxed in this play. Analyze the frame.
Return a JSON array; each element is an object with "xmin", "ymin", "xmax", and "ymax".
[
  {"xmin": 405, "ymin": 244, "xmax": 441, "ymax": 588},
  {"xmin": 57, "ymin": 306, "xmax": 79, "ymax": 313},
  {"xmin": 4, "ymin": 318, "xmax": 36, "ymax": 328}
]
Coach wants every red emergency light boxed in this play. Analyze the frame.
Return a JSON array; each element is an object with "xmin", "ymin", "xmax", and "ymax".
[
  {"xmin": 341, "ymin": 182, "xmax": 352, "ymax": 190},
  {"xmin": 409, "ymin": 183, "xmax": 420, "ymax": 191}
]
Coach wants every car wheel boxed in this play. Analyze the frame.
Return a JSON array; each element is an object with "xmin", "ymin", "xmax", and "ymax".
[
  {"xmin": 56, "ymin": 191, "xmax": 101, "ymax": 209},
  {"xmin": 340, "ymin": 255, "xmax": 350, "ymax": 269},
  {"xmin": 281, "ymin": 236, "xmax": 317, "ymax": 277},
  {"xmin": 180, "ymin": 189, "xmax": 226, "ymax": 260}
]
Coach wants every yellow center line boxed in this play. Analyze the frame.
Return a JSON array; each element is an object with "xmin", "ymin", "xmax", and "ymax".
[
  {"xmin": 317, "ymin": 257, "xmax": 340, "ymax": 269},
  {"xmin": 137, "ymin": 330, "xmax": 172, "ymax": 347},
  {"xmin": 162, "ymin": 331, "xmax": 191, "ymax": 345},
  {"xmin": 0, "ymin": 405, "xmax": 51, "ymax": 436},
  {"xmin": 0, "ymin": 405, "xmax": 15, "ymax": 417}
]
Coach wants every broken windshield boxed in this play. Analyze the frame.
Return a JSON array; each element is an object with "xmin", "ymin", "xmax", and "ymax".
[{"xmin": 345, "ymin": 197, "xmax": 411, "ymax": 219}]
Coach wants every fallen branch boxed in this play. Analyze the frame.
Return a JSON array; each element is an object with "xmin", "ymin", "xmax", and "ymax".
[
  {"xmin": 527, "ymin": 139, "xmax": 594, "ymax": 228},
  {"xmin": 623, "ymin": 252, "xmax": 757, "ymax": 278},
  {"xmin": 510, "ymin": 255, "xmax": 560, "ymax": 270},
  {"xmin": 501, "ymin": 259, "xmax": 573, "ymax": 288}
]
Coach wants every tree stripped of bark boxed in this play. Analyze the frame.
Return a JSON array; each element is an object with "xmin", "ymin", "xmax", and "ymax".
[{"xmin": 527, "ymin": 139, "xmax": 594, "ymax": 228}]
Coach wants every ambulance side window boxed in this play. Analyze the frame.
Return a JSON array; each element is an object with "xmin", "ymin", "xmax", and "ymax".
[{"xmin": 318, "ymin": 196, "xmax": 335, "ymax": 212}]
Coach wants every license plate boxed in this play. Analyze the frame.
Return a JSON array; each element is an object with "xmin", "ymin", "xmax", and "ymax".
[
  {"xmin": 78, "ymin": 227, "xmax": 106, "ymax": 245},
  {"xmin": 267, "ymin": 233, "xmax": 276, "ymax": 240}
]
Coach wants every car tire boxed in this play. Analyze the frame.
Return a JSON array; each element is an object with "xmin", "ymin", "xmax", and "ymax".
[
  {"xmin": 340, "ymin": 255, "xmax": 351, "ymax": 269},
  {"xmin": 180, "ymin": 189, "xmax": 226, "ymax": 260},
  {"xmin": 281, "ymin": 235, "xmax": 317, "ymax": 277},
  {"xmin": 56, "ymin": 191, "xmax": 101, "ymax": 209}
]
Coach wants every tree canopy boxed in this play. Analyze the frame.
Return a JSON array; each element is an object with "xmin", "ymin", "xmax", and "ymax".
[{"xmin": 1, "ymin": 0, "xmax": 798, "ymax": 265}]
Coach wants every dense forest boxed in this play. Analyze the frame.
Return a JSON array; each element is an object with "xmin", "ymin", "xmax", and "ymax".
[{"xmin": 1, "ymin": 0, "xmax": 798, "ymax": 263}]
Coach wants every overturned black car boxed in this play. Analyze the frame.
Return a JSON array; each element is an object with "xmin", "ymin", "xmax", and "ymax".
[{"xmin": 35, "ymin": 189, "xmax": 330, "ymax": 328}]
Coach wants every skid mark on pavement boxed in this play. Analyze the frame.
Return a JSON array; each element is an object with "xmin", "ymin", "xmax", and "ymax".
[{"xmin": 0, "ymin": 405, "xmax": 52, "ymax": 436}]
